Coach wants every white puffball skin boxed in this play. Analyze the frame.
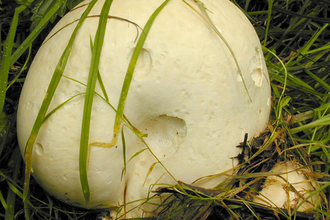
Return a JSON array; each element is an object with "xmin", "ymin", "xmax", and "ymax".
[
  {"xmin": 17, "ymin": 0, "xmax": 271, "ymax": 217},
  {"xmin": 254, "ymin": 160, "xmax": 319, "ymax": 212}
]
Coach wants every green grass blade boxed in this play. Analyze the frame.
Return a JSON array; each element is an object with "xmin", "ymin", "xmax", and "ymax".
[
  {"xmin": 44, "ymin": 93, "xmax": 85, "ymax": 122},
  {"xmin": 5, "ymin": 147, "xmax": 21, "ymax": 220},
  {"xmin": 263, "ymin": 0, "xmax": 273, "ymax": 46},
  {"xmin": 7, "ymin": 45, "xmax": 32, "ymax": 90},
  {"xmin": 143, "ymin": 162, "xmax": 158, "ymax": 186},
  {"xmin": 0, "ymin": 189, "xmax": 8, "ymax": 211},
  {"xmin": 304, "ymin": 42, "xmax": 330, "ymax": 55},
  {"xmin": 0, "ymin": 5, "xmax": 27, "ymax": 113},
  {"xmin": 262, "ymin": 46, "xmax": 288, "ymax": 119},
  {"xmin": 90, "ymin": 36, "xmax": 110, "ymax": 102},
  {"xmin": 23, "ymin": 0, "xmax": 98, "ymax": 201},
  {"xmin": 304, "ymin": 68, "xmax": 330, "ymax": 93},
  {"xmin": 286, "ymin": 23, "xmax": 329, "ymax": 66},
  {"xmin": 293, "ymin": 181, "xmax": 330, "ymax": 214},
  {"xmin": 300, "ymin": 24, "xmax": 329, "ymax": 55},
  {"xmin": 272, "ymin": 5, "xmax": 329, "ymax": 23},
  {"xmin": 97, "ymin": 72, "xmax": 110, "ymax": 102},
  {"xmin": 0, "ymin": 113, "xmax": 10, "ymax": 157},
  {"xmin": 121, "ymin": 127, "xmax": 127, "ymax": 179},
  {"xmin": 137, "ymin": 135, "xmax": 177, "ymax": 182},
  {"xmin": 292, "ymin": 103, "xmax": 330, "ymax": 123},
  {"xmin": 10, "ymin": 0, "xmax": 66, "ymax": 67},
  {"xmin": 290, "ymin": 116, "xmax": 330, "ymax": 134},
  {"xmin": 109, "ymin": 0, "xmax": 171, "ymax": 147},
  {"xmin": 79, "ymin": 0, "xmax": 113, "ymax": 204}
]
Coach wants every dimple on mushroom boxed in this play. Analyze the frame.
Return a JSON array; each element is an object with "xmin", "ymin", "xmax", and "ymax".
[{"xmin": 17, "ymin": 0, "xmax": 271, "ymax": 218}]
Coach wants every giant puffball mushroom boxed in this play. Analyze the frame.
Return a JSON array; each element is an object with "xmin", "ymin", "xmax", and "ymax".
[
  {"xmin": 254, "ymin": 160, "xmax": 319, "ymax": 212},
  {"xmin": 17, "ymin": 0, "xmax": 271, "ymax": 217}
]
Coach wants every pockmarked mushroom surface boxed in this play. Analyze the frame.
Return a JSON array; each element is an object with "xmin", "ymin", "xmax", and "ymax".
[{"xmin": 17, "ymin": 0, "xmax": 271, "ymax": 217}]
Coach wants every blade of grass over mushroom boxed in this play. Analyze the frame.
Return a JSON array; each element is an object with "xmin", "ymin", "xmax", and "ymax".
[
  {"xmin": 119, "ymin": 120, "xmax": 177, "ymax": 183},
  {"xmin": 183, "ymin": 0, "xmax": 252, "ymax": 102},
  {"xmin": 293, "ymin": 181, "xmax": 330, "ymax": 214},
  {"xmin": 107, "ymin": 0, "xmax": 171, "ymax": 148},
  {"xmin": 45, "ymin": 15, "xmax": 142, "ymax": 46},
  {"xmin": 121, "ymin": 127, "xmax": 127, "ymax": 179},
  {"xmin": 143, "ymin": 162, "xmax": 158, "ymax": 187},
  {"xmin": 44, "ymin": 93, "xmax": 85, "ymax": 122},
  {"xmin": 23, "ymin": 0, "xmax": 98, "ymax": 201},
  {"xmin": 62, "ymin": 74, "xmax": 143, "ymax": 138},
  {"xmin": 97, "ymin": 70, "xmax": 110, "ymax": 102},
  {"xmin": 0, "ymin": 4, "xmax": 27, "ymax": 113},
  {"xmin": 79, "ymin": 0, "xmax": 113, "ymax": 204},
  {"xmin": 136, "ymin": 133, "xmax": 177, "ymax": 182},
  {"xmin": 90, "ymin": 36, "xmax": 110, "ymax": 103}
]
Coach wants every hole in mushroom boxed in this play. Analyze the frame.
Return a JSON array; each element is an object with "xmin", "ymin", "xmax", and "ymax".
[
  {"xmin": 140, "ymin": 115, "xmax": 187, "ymax": 161},
  {"xmin": 250, "ymin": 47, "xmax": 264, "ymax": 87}
]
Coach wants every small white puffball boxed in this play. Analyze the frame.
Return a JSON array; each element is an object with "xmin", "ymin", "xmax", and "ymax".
[{"xmin": 254, "ymin": 160, "xmax": 319, "ymax": 212}]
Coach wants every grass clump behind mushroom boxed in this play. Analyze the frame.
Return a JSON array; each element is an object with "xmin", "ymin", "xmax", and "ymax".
[{"xmin": 1, "ymin": 0, "xmax": 330, "ymax": 219}]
